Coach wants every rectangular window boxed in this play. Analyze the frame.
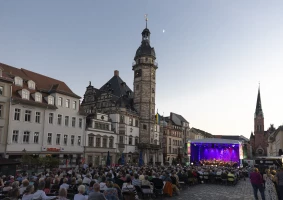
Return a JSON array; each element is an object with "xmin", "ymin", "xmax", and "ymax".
[
  {"xmin": 129, "ymin": 137, "xmax": 132, "ymax": 145},
  {"xmin": 48, "ymin": 97, "xmax": 54, "ymax": 105},
  {"xmin": 103, "ymin": 138, "xmax": 107, "ymax": 147},
  {"xmin": 14, "ymin": 109, "xmax": 21, "ymax": 121},
  {"xmin": 88, "ymin": 136, "xmax": 94, "ymax": 146},
  {"xmin": 23, "ymin": 131, "xmax": 30, "ymax": 143},
  {"xmin": 34, "ymin": 132, "xmax": 39, "ymax": 143},
  {"xmin": 35, "ymin": 94, "xmax": 41, "ymax": 102},
  {"xmin": 119, "ymin": 136, "xmax": 123, "ymax": 143},
  {"xmin": 71, "ymin": 135, "xmax": 74, "ymax": 145},
  {"xmin": 63, "ymin": 135, "xmax": 68, "ymax": 145},
  {"xmin": 12, "ymin": 130, "xmax": 19, "ymax": 143},
  {"xmin": 49, "ymin": 113, "xmax": 54, "ymax": 124},
  {"xmin": 22, "ymin": 90, "xmax": 29, "ymax": 99},
  {"xmin": 120, "ymin": 115, "xmax": 124, "ymax": 123},
  {"xmin": 47, "ymin": 133, "xmax": 52, "ymax": 144},
  {"xmin": 58, "ymin": 114, "xmax": 62, "ymax": 125},
  {"xmin": 58, "ymin": 97, "xmax": 62, "ymax": 106},
  {"xmin": 135, "ymin": 138, "xmax": 138, "ymax": 145},
  {"xmin": 79, "ymin": 118, "xmax": 83, "ymax": 128},
  {"xmin": 65, "ymin": 116, "xmax": 69, "ymax": 126},
  {"xmin": 0, "ymin": 105, "xmax": 2, "ymax": 117},
  {"xmin": 0, "ymin": 86, "xmax": 3, "ymax": 95},
  {"xmin": 129, "ymin": 118, "xmax": 133, "ymax": 126},
  {"xmin": 78, "ymin": 136, "xmax": 81, "ymax": 146},
  {"xmin": 72, "ymin": 117, "xmax": 76, "ymax": 127},
  {"xmin": 109, "ymin": 138, "xmax": 113, "ymax": 148},
  {"xmin": 72, "ymin": 101, "xmax": 77, "ymax": 109},
  {"xmin": 25, "ymin": 110, "xmax": 31, "ymax": 122},
  {"xmin": 135, "ymin": 120, "xmax": 139, "ymax": 127},
  {"xmin": 56, "ymin": 134, "xmax": 60, "ymax": 145},
  {"xmin": 35, "ymin": 112, "xmax": 40, "ymax": 123},
  {"xmin": 96, "ymin": 138, "xmax": 101, "ymax": 147},
  {"xmin": 143, "ymin": 124, "xmax": 147, "ymax": 130},
  {"xmin": 66, "ymin": 99, "xmax": 70, "ymax": 108}
]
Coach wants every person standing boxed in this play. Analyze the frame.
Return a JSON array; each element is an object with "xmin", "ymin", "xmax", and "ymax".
[
  {"xmin": 265, "ymin": 170, "xmax": 278, "ymax": 200},
  {"xmin": 250, "ymin": 168, "xmax": 265, "ymax": 200},
  {"xmin": 276, "ymin": 167, "xmax": 283, "ymax": 200}
]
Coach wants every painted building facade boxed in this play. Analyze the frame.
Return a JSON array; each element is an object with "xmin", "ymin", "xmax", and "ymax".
[{"xmin": 0, "ymin": 63, "xmax": 85, "ymax": 167}]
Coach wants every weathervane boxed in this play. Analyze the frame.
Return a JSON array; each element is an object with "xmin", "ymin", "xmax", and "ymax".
[{"xmin": 144, "ymin": 14, "xmax": 148, "ymax": 28}]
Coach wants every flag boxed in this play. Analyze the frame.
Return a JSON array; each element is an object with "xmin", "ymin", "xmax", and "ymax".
[
  {"xmin": 138, "ymin": 151, "xmax": 143, "ymax": 167},
  {"xmin": 106, "ymin": 151, "xmax": 111, "ymax": 166},
  {"xmin": 121, "ymin": 153, "xmax": 125, "ymax": 165},
  {"xmin": 155, "ymin": 113, "xmax": 161, "ymax": 124}
]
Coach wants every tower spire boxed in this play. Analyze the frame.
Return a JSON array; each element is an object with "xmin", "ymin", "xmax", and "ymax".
[
  {"xmin": 255, "ymin": 84, "xmax": 263, "ymax": 117},
  {"xmin": 144, "ymin": 14, "xmax": 148, "ymax": 28}
]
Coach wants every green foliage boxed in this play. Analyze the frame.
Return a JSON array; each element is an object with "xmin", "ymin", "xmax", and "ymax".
[{"xmin": 21, "ymin": 155, "xmax": 59, "ymax": 169}]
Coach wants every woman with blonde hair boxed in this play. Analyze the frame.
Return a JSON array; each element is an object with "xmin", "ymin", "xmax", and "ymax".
[
  {"xmin": 265, "ymin": 169, "xmax": 278, "ymax": 200},
  {"xmin": 58, "ymin": 188, "xmax": 68, "ymax": 200}
]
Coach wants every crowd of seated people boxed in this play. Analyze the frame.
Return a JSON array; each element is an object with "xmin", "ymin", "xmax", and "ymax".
[{"xmin": 0, "ymin": 163, "xmax": 250, "ymax": 200}]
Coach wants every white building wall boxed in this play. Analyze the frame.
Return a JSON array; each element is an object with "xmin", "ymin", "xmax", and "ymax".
[
  {"xmin": 6, "ymin": 93, "xmax": 85, "ymax": 157},
  {"xmin": 42, "ymin": 93, "xmax": 84, "ymax": 154},
  {"xmin": 7, "ymin": 104, "xmax": 46, "ymax": 153}
]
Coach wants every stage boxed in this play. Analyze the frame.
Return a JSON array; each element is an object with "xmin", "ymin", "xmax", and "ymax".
[{"xmin": 187, "ymin": 138, "xmax": 243, "ymax": 167}]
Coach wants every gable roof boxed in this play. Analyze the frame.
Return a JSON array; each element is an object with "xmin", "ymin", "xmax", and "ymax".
[
  {"xmin": 170, "ymin": 112, "xmax": 189, "ymax": 126},
  {"xmin": 0, "ymin": 62, "xmax": 80, "ymax": 99},
  {"xmin": 190, "ymin": 127, "xmax": 214, "ymax": 138},
  {"xmin": 100, "ymin": 74, "xmax": 133, "ymax": 98}
]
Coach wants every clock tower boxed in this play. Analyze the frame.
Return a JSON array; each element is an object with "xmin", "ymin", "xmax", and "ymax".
[{"xmin": 133, "ymin": 16, "xmax": 158, "ymax": 145}]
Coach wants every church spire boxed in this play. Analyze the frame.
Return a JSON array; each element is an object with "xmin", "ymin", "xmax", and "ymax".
[{"xmin": 255, "ymin": 85, "xmax": 263, "ymax": 117}]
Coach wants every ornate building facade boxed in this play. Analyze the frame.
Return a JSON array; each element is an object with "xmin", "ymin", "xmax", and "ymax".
[{"xmin": 81, "ymin": 22, "xmax": 162, "ymax": 165}]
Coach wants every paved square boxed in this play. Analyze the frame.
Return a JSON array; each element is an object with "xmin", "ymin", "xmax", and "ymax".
[{"xmin": 166, "ymin": 180, "xmax": 260, "ymax": 200}]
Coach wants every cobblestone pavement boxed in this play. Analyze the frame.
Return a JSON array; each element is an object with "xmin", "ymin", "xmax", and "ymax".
[{"xmin": 164, "ymin": 180, "xmax": 261, "ymax": 200}]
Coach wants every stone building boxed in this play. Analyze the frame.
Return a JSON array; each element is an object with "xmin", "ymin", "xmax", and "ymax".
[
  {"xmin": 85, "ymin": 112, "xmax": 117, "ymax": 166},
  {"xmin": 0, "ymin": 62, "xmax": 86, "ymax": 167},
  {"xmin": 267, "ymin": 126, "xmax": 283, "ymax": 156},
  {"xmin": 81, "ymin": 22, "xmax": 162, "ymax": 165},
  {"xmin": 249, "ymin": 88, "xmax": 275, "ymax": 157},
  {"xmin": 162, "ymin": 112, "xmax": 189, "ymax": 165}
]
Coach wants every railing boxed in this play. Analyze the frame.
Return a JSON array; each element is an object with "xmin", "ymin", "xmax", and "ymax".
[{"xmin": 132, "ymin": 59, "xmax": 158, "ymax": 67}]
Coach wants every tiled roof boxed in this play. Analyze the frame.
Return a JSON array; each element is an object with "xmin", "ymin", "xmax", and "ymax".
[
  {"xmin": 0, "ymin": 62, "xmax": 80, "ymax": 108},
  {"xmin": 0, "ymin": 63, "xmax": 80, "ymax": 98},
  {"xmin": 170, "ymin": 112, "xmax": 189, "ymax": 126},
  {"xmin": 100, "ymin": 75, "xmax": 133, "ymax": 98}
]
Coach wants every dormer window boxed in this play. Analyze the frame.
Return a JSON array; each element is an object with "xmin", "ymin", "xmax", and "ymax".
[
  {"xmin": 48, "ymin": 96, "xmax": 54, "ymax": 105},
  {"xmin": 22, "ymin": 89, "xmax": 29, "ymax": 100},
  {"xmin": 35, "ymin": 92, "xmax": 42, "ymax": 102},
  {"xmin": 15, "ymin": 77, "xmax": 23, "ymax": 87},
  {"xmin": 28, "ymin": 80, "xmax": 35, "ymax": 90}
]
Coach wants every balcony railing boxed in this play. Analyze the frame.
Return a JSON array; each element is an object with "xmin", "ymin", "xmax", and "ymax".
[{"xmin": 132, "ymin": 59, "xmax": 158, "ymax": 67}]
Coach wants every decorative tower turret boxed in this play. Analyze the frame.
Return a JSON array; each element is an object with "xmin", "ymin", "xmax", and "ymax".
[
  {"xmin": 253, "ymin": 86, "xmax": 266, "ymax": 156},
  {"xmin": 133, "ymin": 15, "xmax": 158, "ymax": 146}
]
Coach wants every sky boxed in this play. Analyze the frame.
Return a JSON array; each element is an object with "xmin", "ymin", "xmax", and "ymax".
[{"xmin": 1, "ymin": 1, "xmax": 283, "ymax": 139}]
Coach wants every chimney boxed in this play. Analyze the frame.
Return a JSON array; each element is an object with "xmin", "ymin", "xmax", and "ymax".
[{"xmin": 114, "ymin": 70, "xmax": 119, "ymax": 76}]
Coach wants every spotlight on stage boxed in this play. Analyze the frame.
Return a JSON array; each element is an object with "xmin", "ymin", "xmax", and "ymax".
[
  {"xmin": 191, "ymin": 163, "xmax": 194, "ymax": 165},
  {"xmin": 232, "ymin": 145, "xmax": 235, "ymax": 147}
]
